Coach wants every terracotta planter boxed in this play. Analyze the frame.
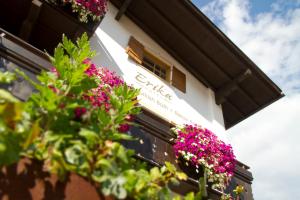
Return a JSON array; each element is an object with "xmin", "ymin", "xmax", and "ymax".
[{"xmin": 0, "ymin": 158, "xmax": 112, "ymax": 200}]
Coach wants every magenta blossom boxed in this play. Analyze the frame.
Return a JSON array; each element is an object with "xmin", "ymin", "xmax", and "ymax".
[
  {"xmin": 75, "ymin": 0, "xmax": 108, "ymax": 16},
  {"xmin": 74, "ymin": 107, "xmax": 87, "ymax": 119},
  {"xmin": 173, "ymin": 124, "xmax": 236, "ymax": 190},
  {"xmin": 50, "ymin": 59, "xmax": 134, "ymax": 130},
  {"xmin": 118, "ymin": 124, "xmax": 130, "ymax": 133},
  {"xmin": 50, "ymin": 67, "xmax": 59, "ymax": 77}
]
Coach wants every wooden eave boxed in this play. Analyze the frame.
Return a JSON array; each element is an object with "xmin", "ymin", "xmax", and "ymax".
[{"xmin": 110, "ymin": 0, "xmax": 284, "ymax": 129}]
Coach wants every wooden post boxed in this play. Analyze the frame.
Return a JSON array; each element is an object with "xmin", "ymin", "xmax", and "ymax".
[
  {"xmin": 115, "ymin": 0, "xmax": 133, "ymax": 20},
  {"xmin": 19, "ymin": 0, "xmax": 42, "ymax": 41}
]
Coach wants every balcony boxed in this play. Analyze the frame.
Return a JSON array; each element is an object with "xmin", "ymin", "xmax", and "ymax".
[
  {"xmin": 0, "ymin": 29, "xmax": 254, "ymax": 199},
  {"xmin": 0, "ymin": 0, "xmax": 101, "ymax": 54}
]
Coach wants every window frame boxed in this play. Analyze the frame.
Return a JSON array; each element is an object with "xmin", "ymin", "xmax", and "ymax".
[{"xmin": 127, "ymin": 36, "xmax": 186, "ymax": 93}]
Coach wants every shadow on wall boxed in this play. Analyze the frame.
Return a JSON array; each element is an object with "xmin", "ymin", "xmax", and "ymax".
[{"xmin": 89, "ymin": 34, "xmax": 124, "ymax": 78}]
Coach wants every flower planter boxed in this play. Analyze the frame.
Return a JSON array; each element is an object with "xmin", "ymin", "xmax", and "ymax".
[
  {"xmin": 0, "ymin": 158, "xmax": 112, "ymax": 200},
  {"xmin": 177, "ymin": 158, "xmax": 203, "ymax": 181},
  {"xmin": 29, "ymin": 0, "xmax": 102, "ymax": 53},
  {"xmin": 0, "ymin": 0, "xmax": 102, "ymax": 53}
]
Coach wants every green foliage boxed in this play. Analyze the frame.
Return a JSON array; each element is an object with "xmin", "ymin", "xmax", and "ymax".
[
  {"xmin": 0, "ymin": 33, "xmax": 196, "ymax": 199},
  {"xmin": 0, "ymin": 90, "xmax": 30, "ymax": 165},
  {"xmin": 0, "ymin": 71, "xmax": 16, "ymax": 84}
]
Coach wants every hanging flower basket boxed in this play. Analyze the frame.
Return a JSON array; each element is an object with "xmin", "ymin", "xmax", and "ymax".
[
  {"xmin": 29, "ymin": 0, "xmax": 105, "ymax": 52},
  {"xmin": 172, "ymin": 125, "xmax": 236, "ymax": 192},
  {"xmin": 0, "ymin": 0, "xmax": 107, "ymax": 53},
  {"xmin": 46, "ymin": 0, "xmax": 108, "ymax": 23}
]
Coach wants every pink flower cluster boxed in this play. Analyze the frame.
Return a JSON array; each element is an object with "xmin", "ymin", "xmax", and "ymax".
[
  {"xmin": 173, "ymin": 125, "xmax": 236, "ymax": 188},
  {"xmin": 75, "ymin": 0, "xmax": 107, "ymax": 16},
  {"xmin": 82, "ymin": 59, "xmax": 123, "ymax": 109},
  {"xmin": 83, "ymin": 59, "xmax": 124, "ymax": 86},
  {"xmin": 50, "ymin": 59, "xmax": 132, "ymax": 133},
  {"xmin": 84, "ymin": 59, "xmax": 130, "ymax": 132}
]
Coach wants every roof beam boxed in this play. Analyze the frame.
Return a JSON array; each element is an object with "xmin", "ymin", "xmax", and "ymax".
[
  {"xmin": 215, "ymin": 69, "xmax": 252, "ymax": 105},
  {"xmin": 19, "ymin": 0, "xmax": 42, "ymax": 41},
  {"xmin": 115, "ymin": 0, "xmax": 133, "ymax": 20}
]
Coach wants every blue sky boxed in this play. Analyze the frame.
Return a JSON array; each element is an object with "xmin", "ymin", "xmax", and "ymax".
[
  {"xmin": 194, "ymin": 0, "xmax": 274, "ymax": 15},
  {"xmin": 193, "ymin": 0, "xmax": 300, "ymax": 19},
  {"xmin": 192, "ymin": 0, "xmax": 300, "ymax": 199}
]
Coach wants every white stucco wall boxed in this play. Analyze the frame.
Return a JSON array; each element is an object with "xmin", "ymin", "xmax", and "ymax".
[{"xmin": 90, "ymin": 3, "xmax": 227, "ymax": 141}]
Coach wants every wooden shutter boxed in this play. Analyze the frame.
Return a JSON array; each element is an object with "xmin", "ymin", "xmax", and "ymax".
[
  {"xmin": 171, "ymin": 66, "xmax": 186, "ymax": 93},
  {"xmin": 126, "ymin": 36, "xmax": 144, "ymax": 64}
]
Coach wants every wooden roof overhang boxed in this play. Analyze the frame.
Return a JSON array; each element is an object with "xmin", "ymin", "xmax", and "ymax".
[{"xmin": 110, "ymin": 0, "xmax": 284, "ymax": 129}]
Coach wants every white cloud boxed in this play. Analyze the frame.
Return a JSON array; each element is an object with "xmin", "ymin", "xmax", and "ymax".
[
  {"xmin": 200, "ymin": 0, "xmax": 300, "ymax": 199},
  {"xmin": 229, "ymin": 95, "xmax": 300, "ymax": 199}
]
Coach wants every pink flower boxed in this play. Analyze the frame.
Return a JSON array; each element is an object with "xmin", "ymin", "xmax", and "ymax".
[
  {"xmin": 48, "ymin": 85, "xmax": 59, "ymax": 94},
  {"xmin": 118, "ymin": 124, "xmax": 130, "ymax": 133},
  {"xmin": 74, "ymin": 107, "xmax": 87, "ymax": 119},
  {"xmin": 85, "ymin": 63, "xmax": 97, "ymax": 77},
  {"xmin": 50, "ymin": 67, "xmax": 59, "ymax": 77},
  {"xmin": 75, "ymin": 0, "xmax": 107, "ymax": 16},
  {"xmin": 173, "ymin": 124, "xmax": 236, "ymax": 189},
  {"xmin": 125, "ymin": 115, "xmax": 134, "ymax": 122}
]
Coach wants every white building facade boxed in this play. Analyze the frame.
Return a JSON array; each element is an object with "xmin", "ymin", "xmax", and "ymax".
[{"xmin": 90, "ymin": 3, "xmax": 227, "ymax": 141}]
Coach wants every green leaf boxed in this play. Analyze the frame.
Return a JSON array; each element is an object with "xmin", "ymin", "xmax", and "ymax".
[
  {"xmin": 112, "ymin": 177, "xmax": 127, "ymax": 199},
  {"xmin": 95, "ymin": 158, "xmax": 111, "ymax": 168},
  {"xmin": 170, "ymin": 177, "xmax": 180, "ymax": 185},
  {"xmin": 0, "ymin": 71, "xmax": 16, "ymax": 84},
  {"xmin": 110, "ymin": 133, "xmax": 133, "ymax": 141},
  {"xmin": 0, "ymin": 89, "xmax": 19, "ymax": 103},
  {"xmin": 184, "ymin": 192, "xmax": 195, "ymax": 200},
  {"xmin": 79, "ymin": 128, "xmax": 99, "ymax": 147},
  {"xmin": 176, "ymin": 171, "xmax": 188, "ymax": 180},
  {"xmin": 164, "ymin": 162, "xmax": 177, "ymax": 174},
  {"xmin": 116, "ymin": 144, "xmax": 129, "ymax": 163},
  {"xmin": 23, "ymin": 119, "xmax": 41, "ymax": 148},
  {"xmin": 158, "ymin": 187, "xmax": 172, "ymax": 200},
  {"xmin": 150, "ymin": 167, "xmax": 160, "ymax": 180},
  {"xmin": 64, "ymin": 144, "xmax": 85, "ymax": 165},
  {"xmin": 0, "ymin": 132, "xmax": 23, "ymax": 166}
]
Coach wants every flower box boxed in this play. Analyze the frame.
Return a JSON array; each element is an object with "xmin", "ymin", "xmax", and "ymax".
[
  {"xmin": 0, "ymin": 158, "xmax": 113, "ymax": 200},
  {"xmin": 29, "ymin": 0, "xmax": 102, "ymax": 53},
  {"xmin": 0, "ymin": 0, "xmax": 103, "ymax": 53}
]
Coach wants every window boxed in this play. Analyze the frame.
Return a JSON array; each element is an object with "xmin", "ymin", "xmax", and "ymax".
[
  {"xmin": 142, "ymin": 51, "xmax": 170, "ymax": 81},
  {"xmin": 126, "ymin": 36, "xmax": 186, "ymax": 93}
]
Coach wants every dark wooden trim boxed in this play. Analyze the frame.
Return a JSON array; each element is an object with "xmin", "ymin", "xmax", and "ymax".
[
  {"xmin": 19, "ymin": 0, "xmax": 42, "ymax": 41},
  {"xmin": 225, "ymin": 93, "xmax": 284, "ymax": 129},
  {"xmin": 0, "ymin": 28, "xmax": 49, "ymax": 61},
  {"xmin": 146, "ymin": 1, "xmax": 264, "ymax": 110},
  {"xmin": 180, "ymin": 0, "xmax": 282, "ymax": 95},
  {"xmin": 115, "ymin": 0, "xmax": 133, "ymax": 20},
  {"xmin": 215, "ymin": 69, "xmax": 252, "ymax": 105},
  {"xmin": 0, "ymin": 28, "xmax": 51, "ymax": 72}
]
